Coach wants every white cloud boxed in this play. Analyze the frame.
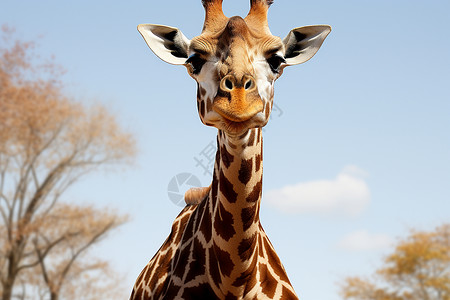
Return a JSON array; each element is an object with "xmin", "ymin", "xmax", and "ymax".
[
  {"xmin": 337, "ymin": 230, "xmax": 393, "ymax": 251},
  {"xmin": 265, "ymin": 165, "xmax": 370, "ymax": 216}
]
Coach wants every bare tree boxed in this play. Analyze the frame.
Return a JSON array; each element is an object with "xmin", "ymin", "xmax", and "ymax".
[{"xmin": 0, "ymin": 26, "xmax": 136, "ymax": 300}]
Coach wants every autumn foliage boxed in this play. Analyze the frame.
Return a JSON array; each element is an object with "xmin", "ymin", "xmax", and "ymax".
[
  {"xmin": 0, "ymin": 26, "xmax": 135, "ymax": 299},
  {"xmin": 340, "ymin": 224, "xmax": 450, "ymax": 300}
]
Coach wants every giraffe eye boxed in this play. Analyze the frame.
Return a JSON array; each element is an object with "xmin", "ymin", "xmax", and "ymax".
[
  {"xmin": 266, "ymin": 55, "xmax": 286, "ymax": 73},
  {"xmin": 186, "ymin": 54, "xmax": 206, "ymax": 75}
]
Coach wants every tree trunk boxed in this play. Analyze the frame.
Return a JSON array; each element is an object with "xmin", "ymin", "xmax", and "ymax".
[
  {"xmin": 50, "ymin": 292, "xmax": 59, "ymax": 300},
  {"xmin": 2, "ymin": 277, "xmax": 14, "ymax": 300},
  {"xmin": 2, "ymin": 252, "xmax": 19, "ymax": 300}
]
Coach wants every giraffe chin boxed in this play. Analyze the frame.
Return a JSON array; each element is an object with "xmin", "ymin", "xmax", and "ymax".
[{"xmin": 218, "ymin": 115, "xmax": 265, "ymax": 135}]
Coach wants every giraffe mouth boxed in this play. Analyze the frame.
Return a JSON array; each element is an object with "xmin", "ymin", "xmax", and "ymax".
[
  {"xmin": 213, "ymin": 100, "xmax": 263, "ymax": 122},
  {"xmin": 211, "ymin": 93, "xmax": 264, "ymax": 133}
]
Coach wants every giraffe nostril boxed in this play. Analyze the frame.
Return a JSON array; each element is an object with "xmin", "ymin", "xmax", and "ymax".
[{"xmin": 225, "ymin": 78, "xmax": 233, "ymax": 90}]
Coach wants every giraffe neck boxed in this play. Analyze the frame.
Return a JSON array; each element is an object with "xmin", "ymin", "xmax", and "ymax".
[{"xmin": 207, "ymin": 127, "xmax": 263, "ymax": 288}]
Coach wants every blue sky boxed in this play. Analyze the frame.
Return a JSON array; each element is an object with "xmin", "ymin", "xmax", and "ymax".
[{"xmin": 2, "ymin": 0, "xmax": 450, "ymax": 299}]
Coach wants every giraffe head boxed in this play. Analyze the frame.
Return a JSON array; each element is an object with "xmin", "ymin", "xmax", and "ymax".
[{"xmin": 138, "ymin": 0, "xmax": 330, "ymax": 135}]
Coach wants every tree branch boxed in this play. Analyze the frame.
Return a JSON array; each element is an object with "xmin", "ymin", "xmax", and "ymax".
[
  {"xmin": 54, "ymin": 221, "xmax": 115, "ymax": 292},
  {"xmin": 33, "ymin": 238, "xmax": 51, "ymax": 290},
  {"xmin": 17, "ymin": 231, "xmax": 82, "ymax": 273}
]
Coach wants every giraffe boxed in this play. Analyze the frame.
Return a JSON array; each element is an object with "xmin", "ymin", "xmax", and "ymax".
[{"xmin": 130, "ymin": 0, "xmax": 330, "ymax": 299}]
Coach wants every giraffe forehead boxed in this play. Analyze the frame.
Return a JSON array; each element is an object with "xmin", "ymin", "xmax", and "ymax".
[{"xmin": 190, "ymin": 16, "xmax": 283, "ymax": 60}]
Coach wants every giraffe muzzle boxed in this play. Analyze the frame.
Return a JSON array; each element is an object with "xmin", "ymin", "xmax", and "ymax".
[{"xmin": 213, "ymin": 74, "xmax": 264, "ymax": 122}]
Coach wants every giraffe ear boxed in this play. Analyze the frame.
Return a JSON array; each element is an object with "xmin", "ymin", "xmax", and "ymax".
[
  {"xmin": 282, "ymin": 25, "xmax": 331, "ymax": 66},
  {"xmin": 138, "ymin": 24, "xmax": 191, "ymax": 65}
]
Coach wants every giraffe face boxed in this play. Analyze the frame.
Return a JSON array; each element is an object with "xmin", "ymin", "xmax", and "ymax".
[
  {"xmin": 187, "ymin": 16, "xmax": 283, "ymax": 134},
  {"xmin": 138, "ymin": 1, "xmax": 331, "ymax": 135}
]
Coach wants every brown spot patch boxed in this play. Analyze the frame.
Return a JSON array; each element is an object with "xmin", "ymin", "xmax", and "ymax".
[
  {"xmin": 211, "ymin": 177, "xmax": 218, "ymax": 206},
  {"xmin": 160, "ymin": 230, "xmax": 173, "ymax": 252},
  {"xmin": 265, "ymin": 104, "xmax": 270, "ymax": 119},
  {"xmin": 238, "ymin": 232, "xmax": 257, "ymax": 260},
  {"xmin": 247, "ymin": 129, "xmax": 256, "ymax": 146},
  {"xmin": 260, "ymin": 141, "xmax": 263, "ymax": 159},
  {"xmin": 184, "ymin": 237, "xmax": 206, "ymax": 283},
  {"xmin": 214, "ymin": 200, "xmax": 236, "ymax": 241},
  {"xmin": 255, "ymin": 154, "xmax": 262, "ymax": 172},
  {"xmin": 208, "ymin": 247, "xmax": 222, "ymax": 286},
  {"xmin": 180, "ymin": 216, "xmax": 195, "ymax": 246},
  {"xmin": 213, "ymin": 242, "xmax": 235, "ymax": 277},
  {"xmin": 259, "ymin": 263, "xmax": 277, "ymax": 298},
  {"xmin": 134, "ymin": 270, "xmax": 146, "ymax": 291},
  {"xmin": 148, "ymin": 249, "xmax": 171, "ymax": 291},
  {"xmin": 220, "ymin": 144, "xmax": 234, "ymax": 168},
  {"xmin": 194, "ymin": 207, "xmax": 202, "ymax": 232},
  {"xmin": 281, "ymin": 285, "xmax": 298, "ymax": 299},
  {"xmin": 158, "ymin": 248, "xmax": 172, "ymax": 274},
  {"xmin": 246, "ymin": 179, "xmax": 262, "ymax": 203},
  {"xmin": 258, "ymin": 234, "xmax": 264, "ymax": 256},
  {"xmin": 232, "ymin": 252, "xmax": 258, "ymax": 289},
  {"xmin": 179, "ymin": 209, "xmax": 191, "ymax": 226},
  {"xmin": 163, "ymin": 282, "xmax": 181, "ymax": 299},
  {"xmin": 153, "ymin": 280, "xmax": 165, "ymax": 299},
  {"xmin": 238, "ymin": 158, "xmax": 253, "ymax": 185},
  {"xmin": 199, "ymin": 206, "xmax": 212, "ymax": 243},
  {"xmin": 219, "ymin": 170, "xmax": 238, "ymax": 203},
  {"xmin": 141, "ymin": 267, "xmax": 151, "ymax": 287},
  {"xmin": 257, "ymin": 128, "xmax": 262, "ymax": 143},
  {"xmin": 241, "ymin": 206, "xmax": 256, "ymax": 232},
  {"xmin": 173, "ymin": 245, "xmax": 190, "ymax": 278},
  {"xmin": 182, "ymin": 283, "xmax": 217, "ymax": 299}
]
